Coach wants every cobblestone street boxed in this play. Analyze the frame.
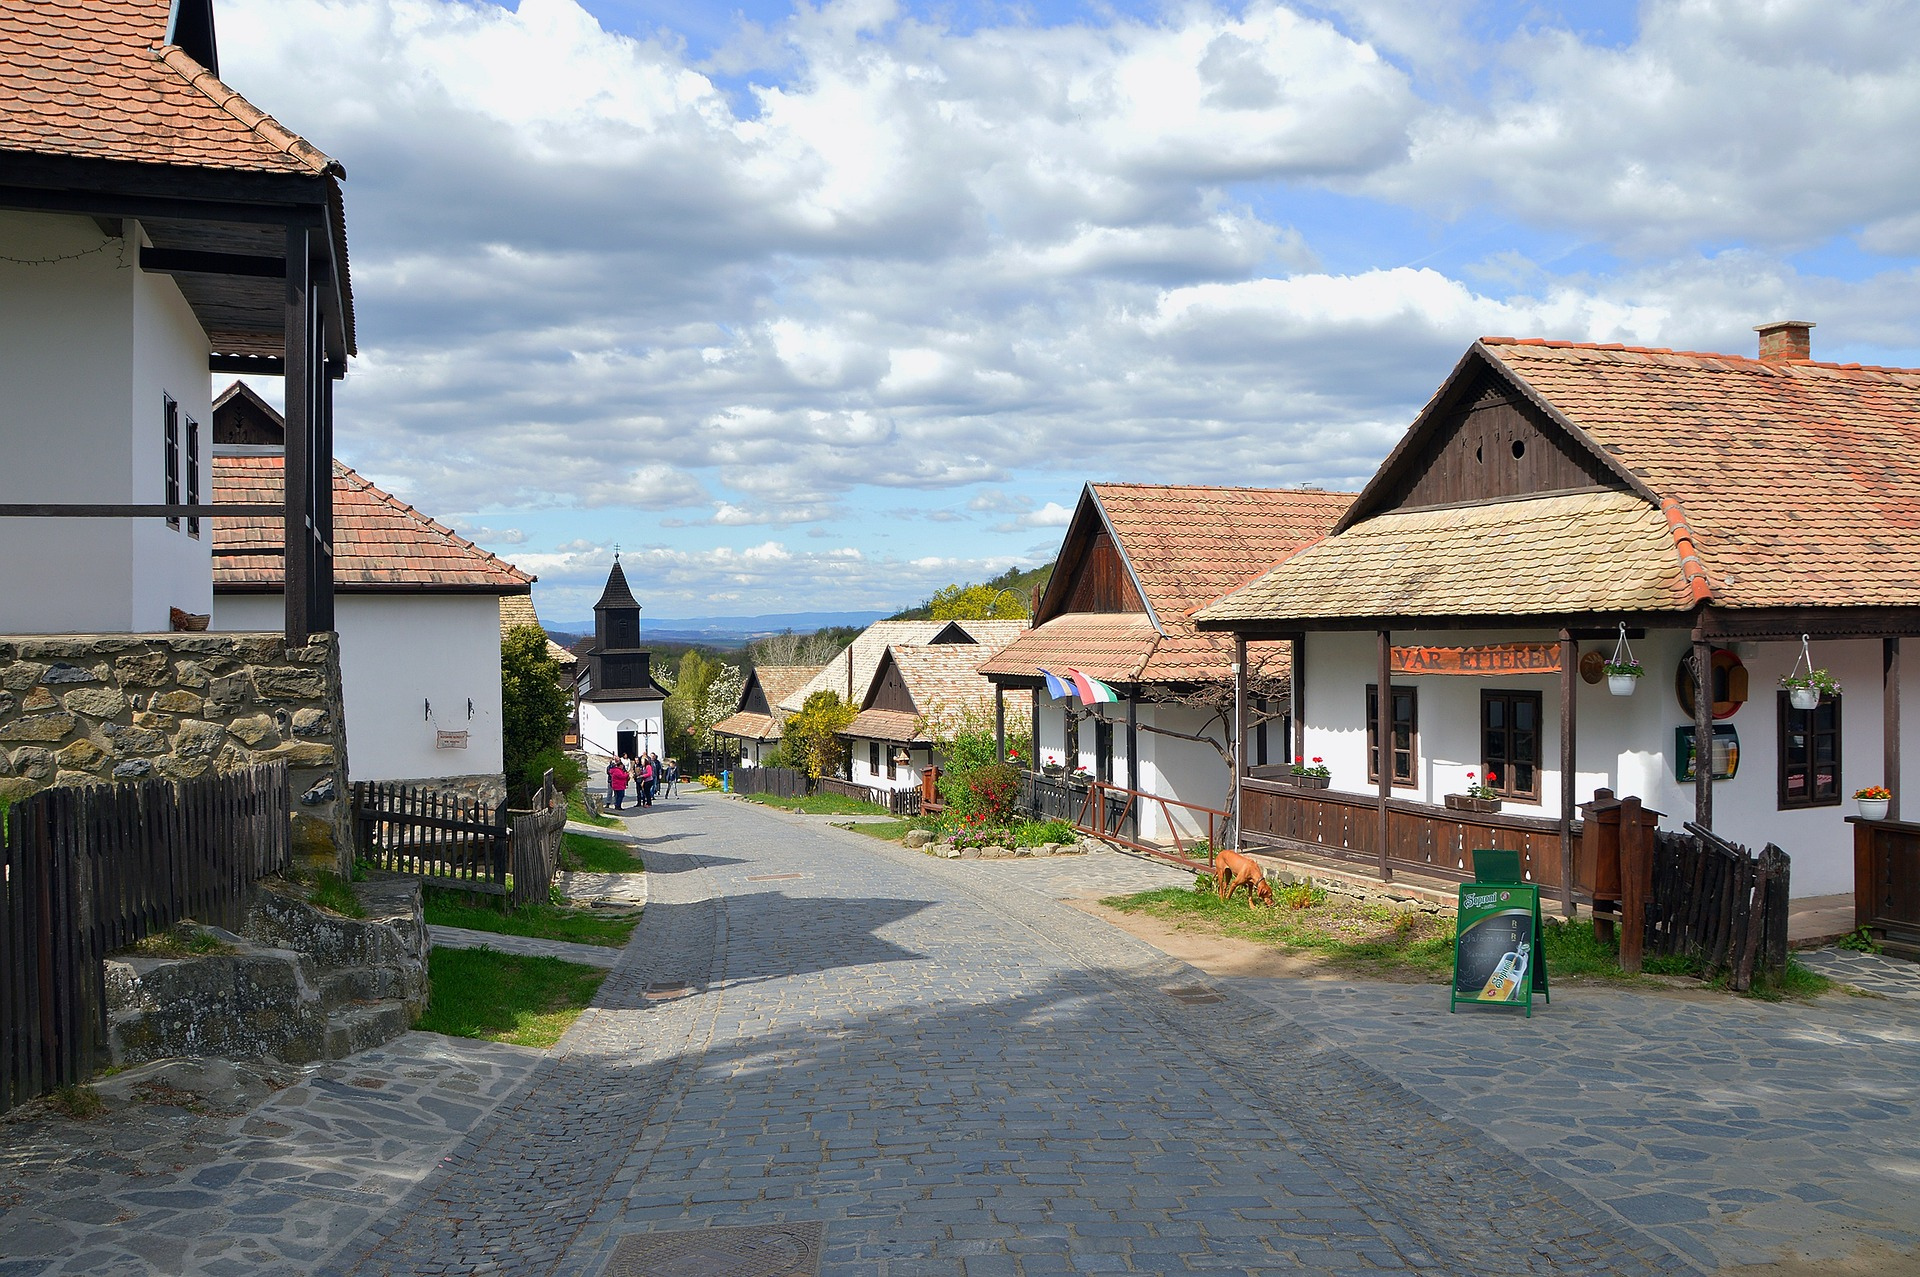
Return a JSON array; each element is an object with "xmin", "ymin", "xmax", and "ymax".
[{"xmin": 5, "ymin": 791, "xmax": 1920, "ymax": 1275}]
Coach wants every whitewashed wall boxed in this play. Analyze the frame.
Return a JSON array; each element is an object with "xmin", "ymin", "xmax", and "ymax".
[
  {"xmin": 1033, "ymin": 692, "xmax": 1232, "ymax": 842},
  {"xmin": 0, "ymin": 213, "xmax": 211, "ymax": 633},
  {"xmin": 849, "ymin": 737, "xmax": 925, "ymax": 793},
  {"xmin": 217, "ymin": 593, "xmax": 504, "ymax": 784},
  {"xmin": 1299, "ymin": 627, "xmax": 1913, "ymax": 896},
  {"xmin": 578, "ymin": 697, "xmax": 666, "ymax": 766}
]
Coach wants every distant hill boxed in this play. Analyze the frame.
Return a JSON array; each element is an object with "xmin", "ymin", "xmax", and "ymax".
[
  {"xmin": 889, "ymin": 563, "xmax": 1054, "ymax": 620},
  {"xmin": 548, "ymin": 609, "xmax": 892, "ymax": 648}
]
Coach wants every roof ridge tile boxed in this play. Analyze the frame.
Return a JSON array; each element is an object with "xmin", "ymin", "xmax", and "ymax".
[{"xmin": 152, "ymin": 43, "xmax": 340, "ymax": 176}]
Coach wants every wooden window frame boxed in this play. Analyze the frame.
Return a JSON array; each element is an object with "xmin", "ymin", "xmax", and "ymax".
[
  {"xmin": 1094, "ymin": 716, "xmax": 1114, "ymax": 784},
  {"xmin": 1365, "ymin": 683, "xmax": 1418, "ymax": 787},
  {"xmin": 185, "ymin": 414, "xmax": 201, "ymax": 538},
  {"xmin": 886, "ymin": 744, "xmax": 897, "ymax": 781},
  {"xmin": 869, "ymin": 740, "xmax": 880, "ymax": 777},
  {"xmin": 1479, "ymin": 689, "xmax": 1544, "ymax": 802},
  {"xmin": 162, "ymin": 394, "xmax": 181, "ymax": 531},
  {"xmin": 1778, "ymin": 692, "xmax": 1842, "ymax": 809}
]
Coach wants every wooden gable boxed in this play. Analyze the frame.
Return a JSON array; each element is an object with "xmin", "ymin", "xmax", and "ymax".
[
  {"xmin": 1034, "ymin": 487, "xmax": 1148, "ymax": 623},
  {"xmin": 863, "ymin": 649, "xmax": 917, "ymax": 714},
  {"xmin": 928, "ymin": 621, "xmax": 977, "ymax": 644},
  {"xmin": 1339, "ymin": 350, "xmax": 1643, "ymax": 532},
  {"xmin": 738, "ymin": 673, "xmax": 771, "ymax": 716}
]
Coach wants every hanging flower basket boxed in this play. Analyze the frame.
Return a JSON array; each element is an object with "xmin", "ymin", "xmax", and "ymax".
[
  {"xmin": 1604, "ymin": 625, "xmax": 1642, "ymax": 697},
  {"xmin": 1781, "ymin": 635, "xmax": 1839, "ymax": 711}
]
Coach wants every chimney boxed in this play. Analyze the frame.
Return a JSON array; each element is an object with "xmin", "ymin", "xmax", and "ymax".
[{"xmin": 1755, "ymin": 320, "xmax": 1814, "ymax": 363}]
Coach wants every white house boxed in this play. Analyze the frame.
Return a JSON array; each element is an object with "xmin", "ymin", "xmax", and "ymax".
[
  {"xmin": 1198, "ymin": 323, "xmax": 1920, "ymax": 902},
  {"xmin": 842, "ymin": 643, "xmax": 1023, "ymax": 795},
  {"xmin": 0, "ymin": 0, "xmax": 352, "ymax": 644},
  {"xmin": 778, "ymin": 619, "xmax": 1028, "ymax": 718},
  {"xmin": 209, "ymin": 384, "xmax": 533, "ymax": 796},
  {"xmin": 575, "ymin": 559, "xmax": 669, "ymax": 770},
  {"xmin": 982, "ymin": 484, "xmax": 1350, "ymax": 843},
  {"xmin": 712, "ymin": 664, "xmax": 822, "ymax": 768}
]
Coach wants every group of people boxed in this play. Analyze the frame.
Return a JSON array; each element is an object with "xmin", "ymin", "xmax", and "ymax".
[{"xmin": 605, "ymin": 753, "xmax": 676, "ymax": 811}]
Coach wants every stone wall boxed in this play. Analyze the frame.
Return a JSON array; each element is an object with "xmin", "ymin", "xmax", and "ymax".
[
  {"xmin": 0, "ymin": 632, "xmax": 353, "ymax": 874},
  {"xmin": 391, "ymin": 772, "xmax": 507, "ymax": 807}
]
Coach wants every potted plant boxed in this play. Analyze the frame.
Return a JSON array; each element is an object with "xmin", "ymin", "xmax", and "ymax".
[
  {"xmin": 1444, "ymin": 770, "xmax": 1502, "ymax": 814},
  {"xmin": 1780, "ymin": 668, "xmax": 1839, "ymax": 711},
  {"xmin": 1289, "ymin": 756, "xmax": 1331, "ymax": 789},
  {"xmin": 1068, "ymin": 766, "xmax": 1092, "ymax": 787},
  {"xmin": 1041, "ymin": 754, "xmax": 1065, "ymax": 777},
  {"xmin": 1855, "ymin": 785, "xmax": 1892, "ymax": 821},
  {"xmin": 1603, "ymin": 656, "xmax": 1643, "ymax": 697}
]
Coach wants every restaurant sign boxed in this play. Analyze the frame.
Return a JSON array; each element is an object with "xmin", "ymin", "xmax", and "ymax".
[{"xmin": 1391, "ymin": 642, "xmax": 1561, "ymax": 676}]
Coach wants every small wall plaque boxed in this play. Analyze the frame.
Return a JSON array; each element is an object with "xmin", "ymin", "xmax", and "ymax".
[{"xmin": 435, "ymin": 730, "xmax": 469, "ymax": 750}]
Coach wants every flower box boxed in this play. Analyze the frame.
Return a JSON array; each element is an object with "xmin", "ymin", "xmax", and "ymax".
[
  {"xmin": 1444, "ymin": 794, "xmax": 1502, "ymax": 814},
  {"xmin": 1289, "ymin": 774, "xmax": 1331, "ymax": 790}
]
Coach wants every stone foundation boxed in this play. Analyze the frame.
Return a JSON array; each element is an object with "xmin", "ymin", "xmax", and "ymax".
[
  {"xmin": 0, "ymin": 632, "xmax": 353, "ymax": 874},
  {"xmin": 386, "ymin": 772, "xmax": 507, "ymax": 807}
]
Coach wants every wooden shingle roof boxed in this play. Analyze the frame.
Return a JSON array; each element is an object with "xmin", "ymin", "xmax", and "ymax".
[
  {"xmin": 214, "ymin": 456, "xmax": 534, "ymax": 594},
  {"xmin": 844, "ymin": 645, "xmax": 1002, "ymax": 745}
]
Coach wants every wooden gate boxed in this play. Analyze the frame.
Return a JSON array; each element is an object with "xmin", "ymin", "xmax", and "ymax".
[{"xmin": 351, "ymin": 781, "xmax": 508, "ymax": 892}]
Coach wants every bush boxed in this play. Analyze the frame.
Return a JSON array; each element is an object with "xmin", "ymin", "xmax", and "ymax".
[
  {"xmin": 523, "ymin": 746, "xmax": 585, "ymax": 797},
  {"xmin": 502, "ymin": 627, "xmax": 569, "ymax": 787},
  {"xmin": 1012, "ymin": 818, "xmax": 1077, "ymax": 847},
  {"xmin": 783, "ymin": 691, "xmax": 856, "ymax": 779}
]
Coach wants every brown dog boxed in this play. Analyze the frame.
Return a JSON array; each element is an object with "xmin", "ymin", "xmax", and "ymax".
[{"xmin": 1214, "ymin": 848, "xmax": 1273, "ymax": 909}]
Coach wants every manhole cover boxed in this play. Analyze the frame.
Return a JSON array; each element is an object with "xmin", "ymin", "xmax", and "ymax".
[
  {"xmin": 746, "ymin": 873, "xmax": 804, "ymax": 881},
  {"xmin": 643, "ymin": 981, "xmax": 692, "ymax": 1000},
  {"xmin": 1163, "ymin": 985, "xmax": 1224, "ymax": 1004},
  {"xmin": 603, "ymin": 1221, "xmax": 824, "ymax": 1277}
]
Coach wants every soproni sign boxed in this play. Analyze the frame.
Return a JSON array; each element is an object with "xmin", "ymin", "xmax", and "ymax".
[{"xmin": 1391, "ymin": 643, "xmax": 1561, "ymax": 676}]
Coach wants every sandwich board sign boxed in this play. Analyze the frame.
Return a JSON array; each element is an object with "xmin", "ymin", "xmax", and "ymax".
[{"xmin": 1450, "ymin": 882, "xmax": 1549, "ymax": 1015}]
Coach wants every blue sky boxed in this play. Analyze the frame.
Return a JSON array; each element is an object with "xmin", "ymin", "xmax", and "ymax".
[{"xmin": 220, "ymin": 0, "xmax": 1920, "ymax": 621}]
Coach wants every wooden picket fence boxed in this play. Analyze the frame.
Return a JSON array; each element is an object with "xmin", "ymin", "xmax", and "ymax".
[
  {"xmin": 728, "ymin": 766, "xmax": 808, "ymax": 798},
  {"xmin": 0, "ymin": 764, "xmax": 291, "ymax": 1114},
  {"xmin": 817, "ymin": 776, "xmax": 921, "ymax": 816},
  {"xmin": 1646, "ymin": 823, "xmax": 1790, "ymax": 990},
  {"xmin": 353, "ymin": 773, "xmax": 565, "ymax": 907},
  {"xmin": 509, "ymin": 800, "xmax": 568, "ymax": 908}
]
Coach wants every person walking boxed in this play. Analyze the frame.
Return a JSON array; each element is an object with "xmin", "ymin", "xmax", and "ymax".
[
  {"xmin": 607, "ymin": 758, "xmax": 629, "ymax": 811},
  {"xmin": 638, "ymin": 754, "xmax": 656, "ymax": 808},
  {"xmin": 663, "ymin": 757, "xmax": 679, "ymax": 799}
]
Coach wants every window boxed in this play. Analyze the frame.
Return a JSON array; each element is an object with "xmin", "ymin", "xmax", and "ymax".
[
  {"xmin": 1480, "ymin": 691, "xmax": 1542, "ymax": 801},
  {"xmin": 886, "ymin": 745, "xmax": 897, "ymax": 780},
  {"xmin": 1063, "ymin": 712, "xmax": 1079, "ymax": 772},
  {"xmin": 185, "ymin": 415, "xmax": 201, "ymax": 538},
  {"xmin": 162, "ymin": 395, "xmax": 180, "ymax": 530},
  {"xmin": 869, "ymin": 741, "xmax": 880, "ymax": 776},
  {"xmin": 1094, "ymin": 717, "xmax": 1113, "ymax": 784},
  {"xmin": 1779, "ymin": 693, "xmax": 1841, "ymax": 808},
  {"xmin": 1365, "ymin": 684, "xmax": 1417, "ymax": 786}
]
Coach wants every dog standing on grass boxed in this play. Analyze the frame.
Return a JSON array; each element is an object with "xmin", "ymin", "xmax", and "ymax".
[{"xmin": 1213, "ymin": 848, "xmax": 1274, "ymax": 909}]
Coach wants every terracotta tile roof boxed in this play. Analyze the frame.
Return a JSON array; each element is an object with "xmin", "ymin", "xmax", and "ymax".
[
  {"xmin": 1199, "ymin": 491, "xmax": 1695, "ymax": 624},
  {"xmin": 1090, "ymin": 484, "xmax": 1354, "ymax": 620},
  {"xmin": 988, "ymin": 485, "xmax": 1349, "ymax": 686},
  {"xmin": 499, "ymin": 594, "xmax": 577, "ymax": 666},
  {"xmin": 1479, "ymin": 338, "xmax": 1920, "ymax": 610},
  {"xmin": 0, "ymin": 2, "xmax": 339, "ymax": 176},
  {"xmin": 213, "ymin": 455, "xmax": 535, "ymax": 593}
]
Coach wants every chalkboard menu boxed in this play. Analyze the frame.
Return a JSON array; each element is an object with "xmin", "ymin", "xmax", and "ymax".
[{"xmin": 1450, "ymin": 883, "xmax": 1549, "ymax": 1016}]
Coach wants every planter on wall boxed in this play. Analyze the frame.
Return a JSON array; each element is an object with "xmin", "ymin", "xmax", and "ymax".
[
  {"xmin": 1444, "ymin": 794, "xmax": 1502, "ymax": 814},
  {"xmin": 1607, "ymin": 674, "xmax": 1640, "ymax": 697},
  {"xmin": 1289, "ymin": 774, "xmax": 1331, "ymax": 789},
  {"xmin": 1858, "ymin": 798, "xmax": 1891, "ymax": 821}
]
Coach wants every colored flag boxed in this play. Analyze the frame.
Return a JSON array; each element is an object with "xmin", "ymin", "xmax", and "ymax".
[
  {"xmin": 1038, "ymin": 668, "xmax": 1074, "ymax": 700},
  {"xmin": 1066, "ymin": 669, "xmax": 1120, "ymax": 703}
]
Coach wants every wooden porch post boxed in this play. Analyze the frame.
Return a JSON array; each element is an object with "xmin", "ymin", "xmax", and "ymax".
[
  {"xmin": 1125, "ymin": 693, "xmax": 1138, "ymax": 796},
  {"xmin": 995, "ymin": 683, "xmax": 1006, "ymax": 762},
  {"xmin": 1292, "ymin": 632, "xmax": 1306, "ymax": 763},
  {"xmin": 1376, "ymin": 628, "xmax": 1392, "ymax": 882},
  {"xmin": 314, "ymin": 360, "xmax": 335, "ymax": 633},
  {"xmin": 1887, "ymin": 637, "xmax": 1902, "ymax": 822},
  {"xmin": 1559, "ymin": 629, "xmax": 1577, "ymax": 917},
  {"xmin": 1031, "ymin": 687, "xmax": 1041, "ymax": 764},
  {"xmin": 282, "ymin": 222, "xmax": 311, "ymax": 646},
  {"xmin": 1233, "ymin": 636, "xmax": 1247, "ymax": 850},
  {"xmin": 1692, "ymin": 629, "xmax": 1713, "ymax": 829}
]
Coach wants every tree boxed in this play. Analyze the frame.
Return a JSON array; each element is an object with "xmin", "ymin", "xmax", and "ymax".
[
  {"xmin": 664, "ymin": 650, "xmax": 739, "ymax": 759},
  {"xmin": 928, "ymin": 582, "xmax": 1031, "ymax": 621},
  {"xmin": 749, "ymin": 627, "xmax": 855, "ymax": 668},
  {"xmin": 783, "ymin": 690, "xmax": 856, "ymax": 779},
  {"xmin": 502, "ymin": 627, "xmax": 569, "ymax": 790}
]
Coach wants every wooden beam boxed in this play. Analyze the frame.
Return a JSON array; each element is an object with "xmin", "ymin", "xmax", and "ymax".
[
  {"xmin": 1125, "ymin": 694, "xmax": 1138, "ymax": 798},
  {"xmin": 209, "ymin": 353, "xmax": 285, "ymax": 375},
  {"xmin": 1292, "ymin": 632, "xmax": 1307, "ymax": 764},
  {"xmin": 140, "ymin": 246, "xmax": 284, "ymax": 277},
  {"xmin": 1233, "ymin": 636, "xmax": 1247, "ymax": 851},
  {"xmin": 1888, "ymin": 637, "xmax": 1902, "ymax": 822},
  {"xmin": 0, "ymin": 504, "xmax": 282, "ymax": 518},
  {"xmin": 1559, "ymin": 629, "xmax": 1577, "ymax": 917},
  {"xmin": 1692, "ymin": 630, "xmax": 1713, "ymax": 829},
  {"xmin": 995, "ymin": 684, "xmax": 1006, "ymax": 763},
  {"xmin": 1376, "ymin": 628, "xmax": 1392, "ymax": 882},
  {"xmin": 283, "ymin": 222, "xmax": 311, "ymax": 646}
]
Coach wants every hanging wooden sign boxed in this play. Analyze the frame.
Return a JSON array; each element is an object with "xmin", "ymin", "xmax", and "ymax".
[
  {"xmin": 435, "ymin": 730, "xmax": 469, "ymax": 750},
  {"xmin": 1392, "ymin": 643, "xmax": 1561, "ymax": 676}
]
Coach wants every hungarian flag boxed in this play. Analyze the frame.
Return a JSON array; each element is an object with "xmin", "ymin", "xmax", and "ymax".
[
  {"xmin": 1067, "ymin": 669, "xmax": 1120, "ymax": 703},
  {"xmin": 1038, "ymin": 668, "xmax": 1074, "ymax": 700}
]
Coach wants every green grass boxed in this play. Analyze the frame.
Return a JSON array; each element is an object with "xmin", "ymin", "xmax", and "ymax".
[
  {"xmin": 739, "ymin": 791, "xmax": 890, "ymax": 816},
  {"xmin": 566, "ymin": 790, "xmax": 622, "ymax": 828},
  {"xmin": 125, "ymin": 924, "xmax": 234, "ymax": 958},
  {"xmin": 309, "ymin": 872, "xmax": 366, "ymax": 918},
  {"xmin": 846, "ymin": 818, "xmax": 915, "ymax": 841},
  {"xmin": 418, "ymin": 947, "xmax": 606, "ymax": 1048},
  {"xmin": 422, "ymin": 888, "xmax": 641, "ymax": 947},
  {"xmin": 561, "ymin": 832, "xmax": 644, "ymax": 873},
  {"xmin": 1105, "ymin": 878, "xmax": 1832, "ymax": 998}
]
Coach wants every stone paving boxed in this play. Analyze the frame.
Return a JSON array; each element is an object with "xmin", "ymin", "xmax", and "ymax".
[
  {"xmin": 6, "ymin": 793, "xmax": 1919, "ymax": 1275},
  {"xmin": 1797, "ymin": 947, "xmax": 1920, "ymax": 999},
  {"xmin": 0, "ymin": 1036, "xmax": 540, "ymax": 1276},
  {"xmin": 426, "ymin": 925, "xmax": 625, "ymax": 969}
]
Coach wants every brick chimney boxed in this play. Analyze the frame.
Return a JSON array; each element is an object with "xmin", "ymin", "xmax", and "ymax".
[{"xmin": 1755, "ymin": 320, "xmax": 1814, "ymax": 362}]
